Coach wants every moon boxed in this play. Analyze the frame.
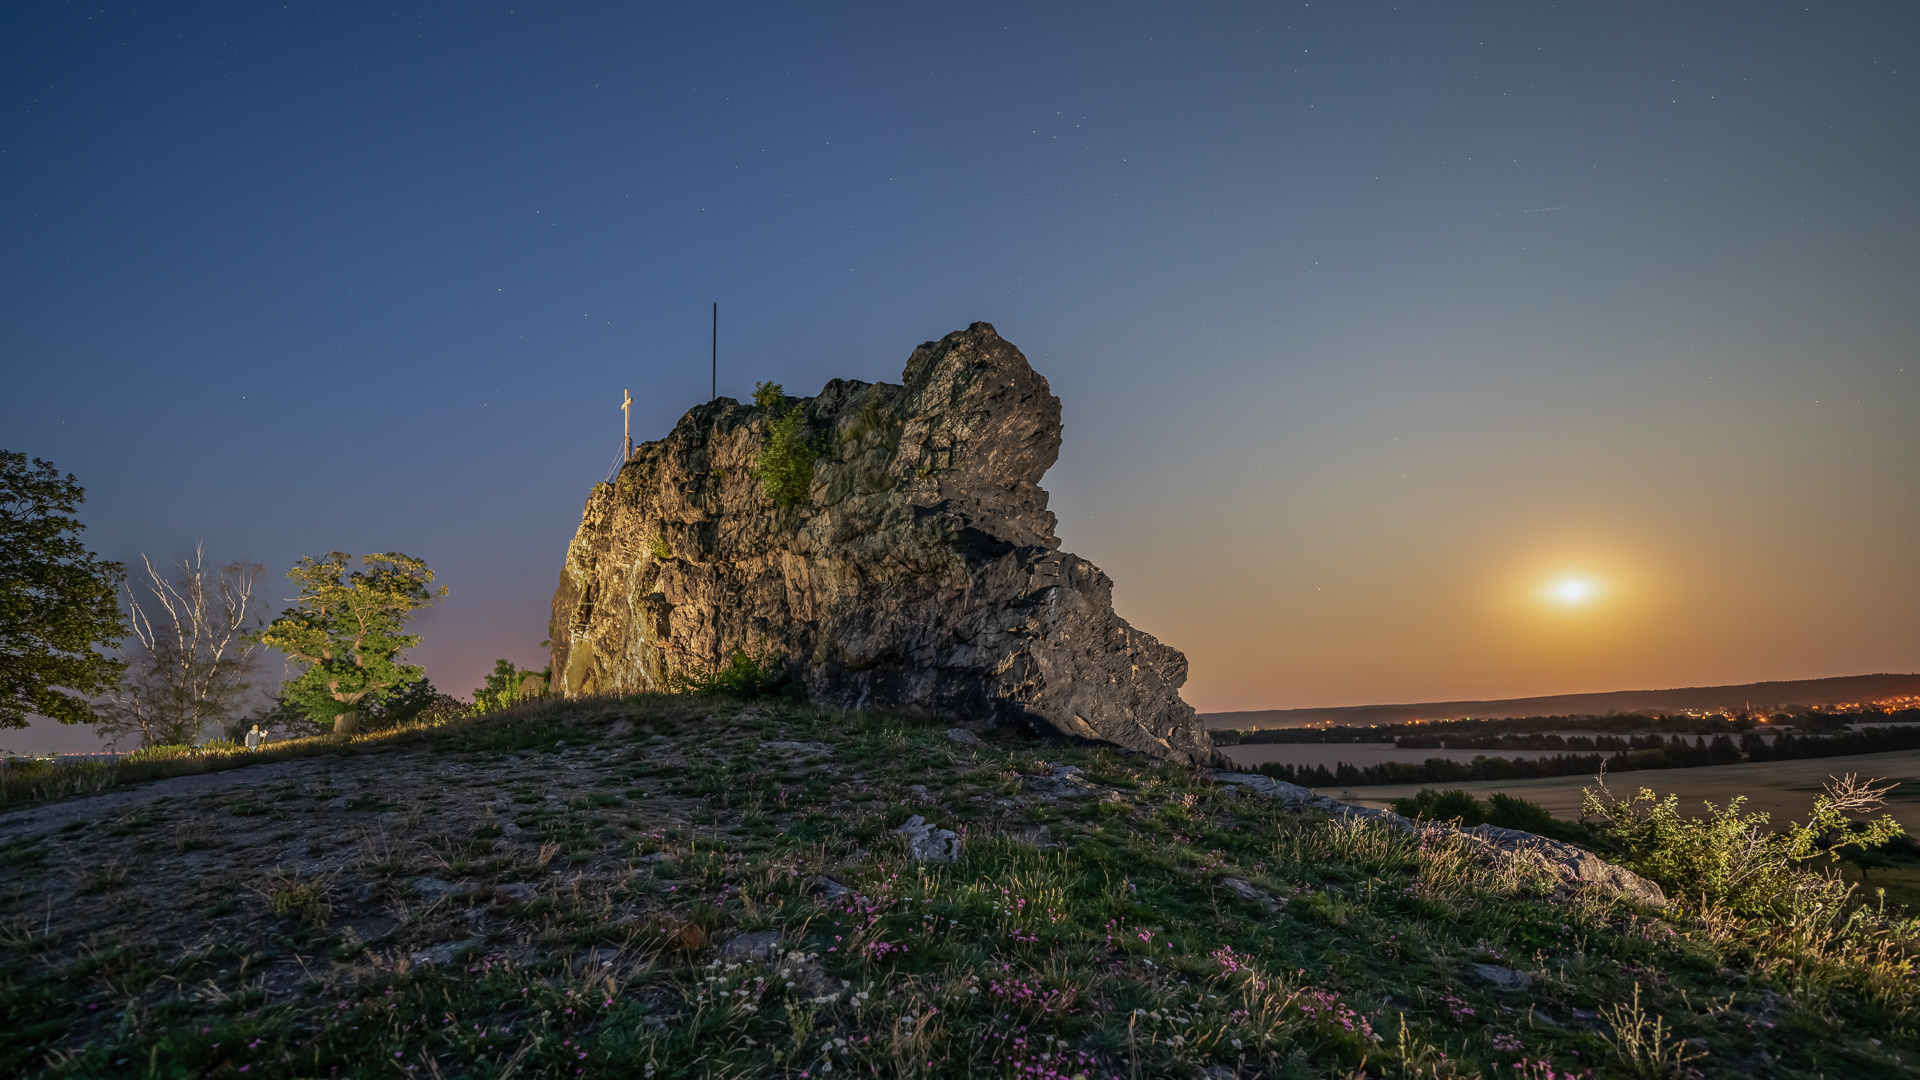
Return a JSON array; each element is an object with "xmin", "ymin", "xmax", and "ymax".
[{"xmin": 1550, "ymin": 578, "xmax": 1595, "ymax": 603}]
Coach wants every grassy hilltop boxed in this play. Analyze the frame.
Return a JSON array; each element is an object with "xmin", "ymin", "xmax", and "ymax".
[{"xmin": 1, "ymin": 697, "xmax": 1916, "ymax": 1078}]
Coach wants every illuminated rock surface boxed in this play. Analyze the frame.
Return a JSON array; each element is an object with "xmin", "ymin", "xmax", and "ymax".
[{"xmin": 549, "ymin": 322, "xmax": 1220, "ymax": 764}]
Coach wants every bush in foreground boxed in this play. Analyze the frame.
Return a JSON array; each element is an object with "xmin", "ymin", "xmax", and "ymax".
[
  {"xmin": 1390, "ymin": 787, "xmax": 1591, "ymax": 843},
  {"xmin": 1583, "ymin": 772, "xmax": 1904, "ymax": 919}
]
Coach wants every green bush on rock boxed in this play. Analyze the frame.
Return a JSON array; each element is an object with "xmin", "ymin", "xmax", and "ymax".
[{"xmin": 752, "ymin": 381, "xmax": 825, "ymax": 508}]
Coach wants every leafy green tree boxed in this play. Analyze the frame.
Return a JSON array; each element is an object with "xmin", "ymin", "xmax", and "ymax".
[
  {"xmin": 359, "ymin": 675, "xmax": 463, "ymax": 730},
  {"xmin": 472, "ymin": 658, "xmax": 550, "ymax": 713},
  {"xmin": 0, "ymin": 451, "xmax": 127, "ymax": 729},
  {"xmin": 250, "ymin": 552, "xmax": 446, "ymax": 735}
]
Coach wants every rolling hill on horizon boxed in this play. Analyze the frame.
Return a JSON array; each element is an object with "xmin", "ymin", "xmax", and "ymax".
[{"xmin": 1202, "ymin": 672, "xmax": 1920, "ymax": 730}]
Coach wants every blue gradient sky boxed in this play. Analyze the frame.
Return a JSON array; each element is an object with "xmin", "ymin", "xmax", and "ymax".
[{"xmin": 6, "ymin": 2, "xmax": 1917, "ymax": 752}]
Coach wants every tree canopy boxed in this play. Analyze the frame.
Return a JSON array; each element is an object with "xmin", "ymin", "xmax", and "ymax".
[
  {"xmin": 471, "ymin": 658, "xmax": 550, "ymax": 713},
  {"xmin": 0, "ymin": 451, "xmax": 127, "ymax": 729},
  {"xmin": 251, "ymin": 552, "xmax": 445, "ymax": 725}
]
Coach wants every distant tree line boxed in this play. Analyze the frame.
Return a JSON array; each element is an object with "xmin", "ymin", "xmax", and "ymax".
[
  {"xmin": 1214, "ymin": 707, "xmax": 1917, "ymax": 748},
  {"xmin": 1742, "ymin": 724, "xmax": 1920, "ymax": 762},
  {"xmin": 1252, "ymin": 723, "xmax": 1920, "ymax": 788}
]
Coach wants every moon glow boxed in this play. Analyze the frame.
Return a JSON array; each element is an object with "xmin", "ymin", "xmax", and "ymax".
[{"xmin": 1549, "ymin": 578, "xmax": 1596, "ymax": 604}]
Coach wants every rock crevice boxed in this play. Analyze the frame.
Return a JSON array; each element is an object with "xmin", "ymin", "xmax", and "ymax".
[{"xmin": 551, "ymin": 322, "xmax": 1219, "ymax": 764}]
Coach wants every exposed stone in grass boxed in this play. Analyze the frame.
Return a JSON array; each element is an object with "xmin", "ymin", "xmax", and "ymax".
[
  {"xmin": 408, "ymin": 939, "xmax": 481, "ymax": 967},
  {"xmin": 1469, "ymin": 962, "xmax": 1532, "ymax": 991},
  {"xmin": 404, "ymin": 876, "xmax": 476, "ymax": 902},
  {"xmin": 1218, "ymin": 877, "xmax": 1281, "ymax": 912},
  {"xmin": 895, "ymin": 815, "xmax": 959, "ymax": 862},
  {"xmin": 763, "ymin": 741, "xmax": 835, "ymax": 757},
  {"xmin": 719, "ymin": 929, "xmax": 784, "ymax": 963},
  {"xmin": 1461, "ymin": 823, "xmax": 1668, "ymax": 908},
  {"xmin": 1021, "ymin": 762, "xmax": 1107, "ymax": 800},
  {"xmin": 1008, "ymin": 824, "xmax": 1053, "ymax": 848},
  {"xmin": 1207, "ymin": 767, "xmax": 1667, "ymax": 907}
]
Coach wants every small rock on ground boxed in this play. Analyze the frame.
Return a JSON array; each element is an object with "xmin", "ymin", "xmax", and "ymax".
[
  {"xmin": 896, "ymin": 815, "xmax": 959, "ymax": 862},
  {"xmin": 719, "ymin": 930, "xmax": 784, "ymax": 964},
  {"xmin": 409, "ymin": 939, "xmax": 481, "ymax": 967},
  {"xmin": 1022, "ymin": 763, "xmax": 1103, "ymax": 800},
  {"xmin": 490, "ymin": 883, "xmax": 539, "ymax": 905},
  {"xmin": 1218, "ymin": 877, "xmax": 1281, "ymax": 911},
  {"xmin": 1470, "ymin": 963, "xmax": 1532, "ymax": 991},
  {"xmin": 764, "ymin": 741, "xmax": 836, "ymax": 756},
  {"xmin": 406, "ymin": 877, "xmax": 475, "ymax": 901}
]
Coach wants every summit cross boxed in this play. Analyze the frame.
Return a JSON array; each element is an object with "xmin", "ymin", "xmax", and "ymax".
[{"xmin": 622, "ymin": 388, "xmax": 633, "ymax": 460}]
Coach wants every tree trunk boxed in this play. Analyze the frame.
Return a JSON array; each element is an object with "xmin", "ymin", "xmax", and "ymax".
[{"xmin": 333, "ymin": 710, "xmax": 361, "ymax": 736}]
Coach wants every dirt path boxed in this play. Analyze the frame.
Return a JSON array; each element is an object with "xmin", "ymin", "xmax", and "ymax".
[{"xmin": 0, "ymin": 759, "xmax": 329, "ymax": 843}]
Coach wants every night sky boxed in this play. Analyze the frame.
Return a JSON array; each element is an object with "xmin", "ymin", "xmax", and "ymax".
[{"xmin": 6, "ymin": 2, "xmax": 1917, "ymax": 752}]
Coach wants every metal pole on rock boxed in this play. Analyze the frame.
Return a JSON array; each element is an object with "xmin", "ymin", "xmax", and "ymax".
[{"xmin": 711, "ymin": 302, "xmax": 718, "ymax": 401}]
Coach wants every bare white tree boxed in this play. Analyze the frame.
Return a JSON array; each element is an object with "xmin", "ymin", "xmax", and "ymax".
[{"xmin": 93, "ymin": 545, "xmax": 266, "ymax": 748}]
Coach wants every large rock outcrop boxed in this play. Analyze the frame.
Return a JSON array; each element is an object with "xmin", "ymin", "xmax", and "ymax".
[{"xmin": 549, "ymin": 322, "xmax": 1219, "ymax": 764}]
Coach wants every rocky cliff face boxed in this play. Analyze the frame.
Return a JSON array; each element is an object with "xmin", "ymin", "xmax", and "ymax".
[{"xmin": 550, "ymin": 322, "xmax": 1218, "ymax": 764}]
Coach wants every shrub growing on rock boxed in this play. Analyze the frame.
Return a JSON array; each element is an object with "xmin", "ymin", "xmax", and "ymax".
[{"xmin": 752, "ymin": 381, "xmax": 824, "ymax": 508}]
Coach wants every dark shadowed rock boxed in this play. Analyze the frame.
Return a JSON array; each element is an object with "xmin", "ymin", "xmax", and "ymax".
[{"xmin": 550, "ymin": 322, "xmax": 1219, "ymax": 764}]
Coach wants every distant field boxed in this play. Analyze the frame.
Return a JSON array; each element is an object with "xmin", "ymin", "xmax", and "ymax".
[
  {"xmin": 1325, "ymin": 748, "xmax": 1920, "ymax": 835},
  {"xmin": 1222, "ymin": 743, "xmax": 1578, "ymax": 770}
]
